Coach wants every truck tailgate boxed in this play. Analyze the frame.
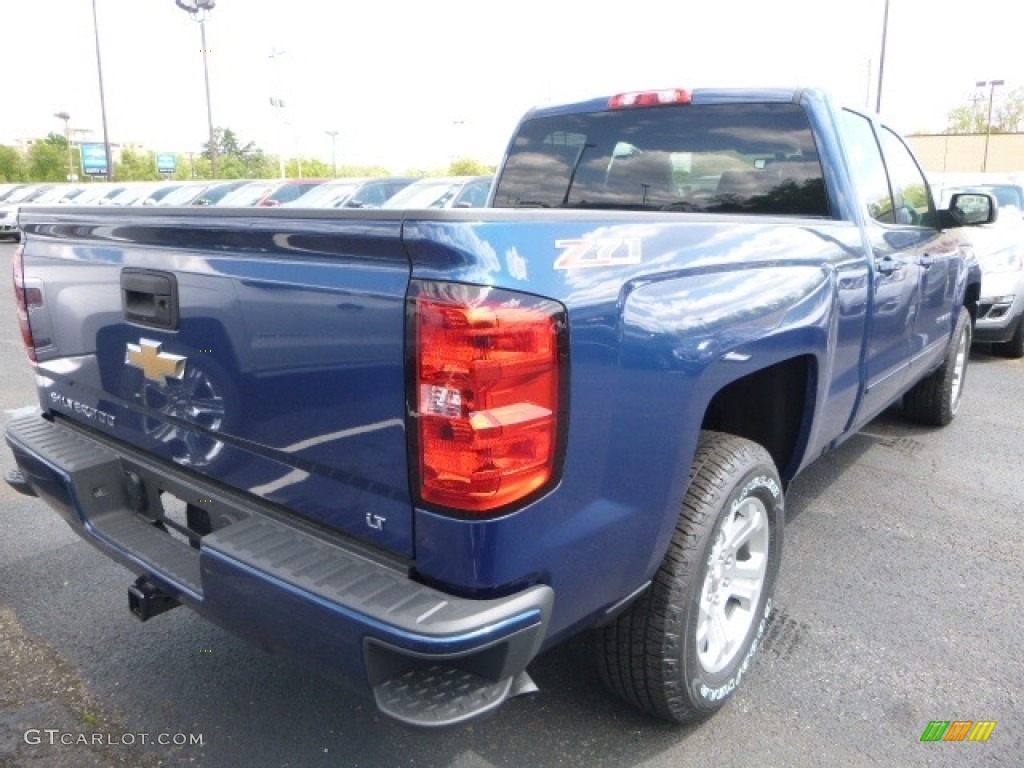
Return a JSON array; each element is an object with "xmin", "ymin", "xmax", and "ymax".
[{"xmin": 18, "ymin": 210, "xmax": 416, "ymax": 557}]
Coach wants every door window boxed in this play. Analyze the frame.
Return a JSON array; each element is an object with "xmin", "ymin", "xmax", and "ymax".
[
  {"xmin": 840, "ymin": 110, "xmax": 895, "ymax": 224},
  {"xmin": 877, "ymin": 127, "xmax": 933, "ymax": 226}
]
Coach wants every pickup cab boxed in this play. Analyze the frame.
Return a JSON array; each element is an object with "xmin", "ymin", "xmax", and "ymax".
[{"xmin": 6, "ymin": 87, "xmax": 992, "ymax": 727}]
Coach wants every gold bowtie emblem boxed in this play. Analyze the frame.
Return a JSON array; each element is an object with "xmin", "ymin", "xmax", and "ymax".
[{"xmin": 126, "ymin": 339, "xmax": 187, "ymax": 384}]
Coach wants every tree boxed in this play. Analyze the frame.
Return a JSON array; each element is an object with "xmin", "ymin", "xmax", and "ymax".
[
  {"xmin": 285, "ymin": 158, "xmax": 330, "ymax": 178},
  {"xmin": 202, "ymin": 127, "xmax": 271, "ymax": 178},
  {"xmin": 946, "ymin": 86, "xmax": 1024, "ymax": 134},
  {"xmin": 116, "ymin": 149, "xmax": 162, "ymax": 181},
  {"xmin": 340, "ymin": 164, "xmax": 394, "ymax": 178},
  {"xmin": 0, "ymin": 146, "xmax": 27, "ymax": 182},
  {"xmin": 25, "ymin": 133, "xmax": 74, "ymax": 182},
  {"xmin": 447, "ymin": 157, "xmax": 494, "ymax": 176}
]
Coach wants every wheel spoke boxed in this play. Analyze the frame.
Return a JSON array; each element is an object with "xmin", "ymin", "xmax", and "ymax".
[
  {"xmin": 723, "ymin": 501, "xmax": 764, "ymax": 550},
  {"xmin": 187, "ymin": 397, "xmax": 225, "ymax": 423},
  {"xmin": 696, "ymin": 606, "xmax": 710, "ymax": 649},
  {"xmin": 729, "ymin": 556, "xmax": 766, "ymax": 581},
  {"xmin": 725, "ymin": 574, "xmax": 762, "ymax": 609},
  {"xmin": 179, "ymin": 430, "xmax": 222, "ymax": 466},
  {"xmin": 146, "ymin": 421, "xmax": 174, "ymax": 441},
  {"xmin": 698, "ymin": 604, "xmax": 731, "ymax": 670}
]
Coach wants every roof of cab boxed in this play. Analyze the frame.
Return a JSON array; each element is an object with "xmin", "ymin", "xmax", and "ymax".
[{"xmin": 524, "ymin": 87, "xmax": 813, "ymax": 121}]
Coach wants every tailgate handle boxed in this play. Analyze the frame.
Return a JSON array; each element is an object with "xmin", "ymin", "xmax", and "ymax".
[{"xmin": 122, "ymin": 269, "xmax": 179, "ymax": 330}]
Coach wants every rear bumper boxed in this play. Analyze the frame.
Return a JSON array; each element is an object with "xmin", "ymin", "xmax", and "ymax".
[{"xmin": 5, "ymin": 411, "xmax": 553, "ymax": 726}]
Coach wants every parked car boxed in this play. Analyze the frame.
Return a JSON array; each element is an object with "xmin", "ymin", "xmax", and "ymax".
[
  {"xmin": 50, "ymin": 185, "xmax": 91, "ymax": 203},
  {"xmin": 142, "ymin": 182, "xmax": 189, "ymax": 206},
  {"xmin": 0, "ymin": 183, "xmax": 21, "ymax": 203},
  {"xmin": 68, "ymin": 183, "xmax": 133, "ymax": 206},
  {"xmin": 2, "ymin": 184, "xmax": 55, "ymax": 204},
  {"xmin": 107, "ymin": 183, "xmax": 165, "ymax": 206},
  {"xmin": 940, "ymin": 182, "xmax": 1024, "ymax": 358},
  {"xmin": 153, "ymin": 181, "xmax": 209, "ymax": 206},
  {"xmin": 0, "ymin": 184, "xmax": 34, "ymax": 204},
  {"xmin": 380, "ymin": 175, "xmax": 492, "ymax": 209},
  {"xmin": 282, "ymin": 176, "xmax": 417, "ymax": 209},
  {"xmin": 0, "ymin": 204, "xmax": 19, "ymax": 240},
  {"xmin": 0, "ymin": 185, "xmax": 58, "ymax": 241},
  {"xmin": 14, "ymin": 184, "xmax": 86, "ymax": 205},
  {"xmin": 216, "ymin": 179, "xmax": 326, "ymax": 207},
  {"xmin": 155, "ymin": 180, "xmax": 252, "ymax": 207}
]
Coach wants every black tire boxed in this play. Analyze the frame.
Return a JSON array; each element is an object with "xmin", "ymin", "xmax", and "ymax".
[
  {"xmin": 903, "ymin": 309, "xmax": 971, "ymax": 426},
  {"xmin": 594, "ymin": 431, "xmax": 783, "ymax": 723},
  {"xmin": 993, "ymin": 316, "xmax": 1024, "ymax": 359}
]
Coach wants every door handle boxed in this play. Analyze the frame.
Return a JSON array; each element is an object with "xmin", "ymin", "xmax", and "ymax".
[
  {"xmin": 121, "ymin": 269, "xmax": 180, "ymax": 330},
  {"xmin": 919, "ymin": 253, "xmax": 935, "ymax": 267}
]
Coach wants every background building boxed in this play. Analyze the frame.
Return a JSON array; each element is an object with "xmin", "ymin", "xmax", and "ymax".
[{"xmin": 908, "ymin": 133, "xmax": 1024, "ymax": 174}]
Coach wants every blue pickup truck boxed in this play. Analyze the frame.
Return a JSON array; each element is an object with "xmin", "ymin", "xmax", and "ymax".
[{"xmin": 6, "ymin": 88, "xmax": 993, "ymax": 727}]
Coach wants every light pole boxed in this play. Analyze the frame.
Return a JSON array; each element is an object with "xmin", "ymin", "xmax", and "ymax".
[
  {"xmin": 326, "ymin": 130, "xmax": 339, "ymax": 177},
  {"xmin": 91, "ymin": 0, "xmax": 114, "ymax": 181},
  {"xmin": 54, "ymin": 112, "xmax": 75, "ymax": 181},
  {"xmin": 976, "ymin": 79, "xmax": 1005, "ymax": 172},
  {"xmin": 269, "ymin": 48, "xmax": 288, "ymax": 179},
  {"xmin": 450, "ymin": 119, "xmax": 465, "ymax": 165},
  {"xmin": 175, "ymin": 0, "xmax": 218, "ymax": 178},
  {"xmin": 875, "ymin": 0, "xmax": 890, "ymax": 113}
]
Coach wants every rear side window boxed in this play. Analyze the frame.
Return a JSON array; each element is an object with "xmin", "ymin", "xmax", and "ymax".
[
  {"xmin": 877, "ymin": 127, "xmax": 933, "ymax": 226},
  {"xmin": 493, "ymin": 103, "xmax": 828, "ymax": 216}
]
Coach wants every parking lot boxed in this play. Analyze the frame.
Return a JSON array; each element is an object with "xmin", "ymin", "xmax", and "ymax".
[{"xmin": 0, "ymin": 238, "xmax": 1020, "ymax": 767}]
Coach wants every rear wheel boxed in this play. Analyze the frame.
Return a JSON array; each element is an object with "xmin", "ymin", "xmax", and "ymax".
[
  {"xmin": 594, "ymin": 431, "xmax": 783, "ymax": 723},
  {"xmin": 904, "ymin": 309, "xmax": 971, "ymax": 426}
]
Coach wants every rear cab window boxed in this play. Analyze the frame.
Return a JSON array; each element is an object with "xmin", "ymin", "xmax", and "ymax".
[{"xmin": 493, "ymin": 102, "xmax": 829, "ymax": 216}]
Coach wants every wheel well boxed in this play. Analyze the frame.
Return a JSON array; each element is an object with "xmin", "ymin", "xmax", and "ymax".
[
  {"xmin": 700, "ymin": 356, "xmax": 813, "ymax": 478},
  {"xmin": 963, "ymin": 282, "xmax": 980, "ymax": 324}
]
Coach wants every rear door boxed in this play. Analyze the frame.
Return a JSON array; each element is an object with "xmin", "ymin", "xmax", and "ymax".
[
  {"xmin": 874, "ymin": 125, "xmax": 963, "ymax": 378},
  {"xmin": 839, "ymin": 109, "xmax": 923, "ymax": 419}
]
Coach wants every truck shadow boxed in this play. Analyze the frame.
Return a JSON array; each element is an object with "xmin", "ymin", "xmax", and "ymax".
[{"xmin": 783, "ymin": 347, "xmax": 991, "ymax": 524}]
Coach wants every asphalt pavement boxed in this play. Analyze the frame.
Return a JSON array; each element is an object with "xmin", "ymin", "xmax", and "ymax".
[{"xmin": 0, "ymin": 240, "xmax": 1020, "ymax": 767}]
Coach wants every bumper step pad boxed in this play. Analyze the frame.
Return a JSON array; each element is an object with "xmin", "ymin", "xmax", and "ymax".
[{"xmin": 374, "ymin": 667, "xmax": 536, "ymax": 727}]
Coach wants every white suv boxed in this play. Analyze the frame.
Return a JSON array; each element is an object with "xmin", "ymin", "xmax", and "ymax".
[{"xmin": 945, "ymin": 182, "xmax": 1024, "ymax": 358}]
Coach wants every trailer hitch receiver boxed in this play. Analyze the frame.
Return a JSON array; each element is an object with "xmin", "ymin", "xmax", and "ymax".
[{"xmin": 128, "ymin": 576, "xmax": 180, "ymax": 621}]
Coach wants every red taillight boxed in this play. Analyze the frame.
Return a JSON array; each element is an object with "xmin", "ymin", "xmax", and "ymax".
[
  {"xmin": 412, "ymin": 282, "xmax": 566, "ymax": 515},
  {"xmin": 608, "ymin": 89, "xmax": 692, "ymax": 109},
  {"xmin": 12, "ymin": 243, "xmax": 38, "ymax": 363}
]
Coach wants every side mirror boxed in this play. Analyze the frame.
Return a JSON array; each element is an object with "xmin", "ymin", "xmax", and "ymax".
[{"xmin": 948, "ymin": 192, "xmax": 997, "ymax": 226}]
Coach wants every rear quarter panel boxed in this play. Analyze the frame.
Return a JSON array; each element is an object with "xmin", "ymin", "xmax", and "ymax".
[{"xmin": 402, "ymin": 208, "xmax": 869, "ymax": 643}]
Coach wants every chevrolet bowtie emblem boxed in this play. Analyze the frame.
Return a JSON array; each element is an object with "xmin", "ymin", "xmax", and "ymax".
[{"xmin": 126, "ymin": 339, "xmax": 187, "ymax": 384}]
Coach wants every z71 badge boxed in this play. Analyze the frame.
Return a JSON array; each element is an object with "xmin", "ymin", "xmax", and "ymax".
[{"xmin": 554, "ymin": 238, "xmax": 642, "ymax": 270}]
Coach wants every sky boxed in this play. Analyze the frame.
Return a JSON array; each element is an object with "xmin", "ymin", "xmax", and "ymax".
[{"xmin": 3, "ymin": 0, "xmax": 1021, "ymax": 172}]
